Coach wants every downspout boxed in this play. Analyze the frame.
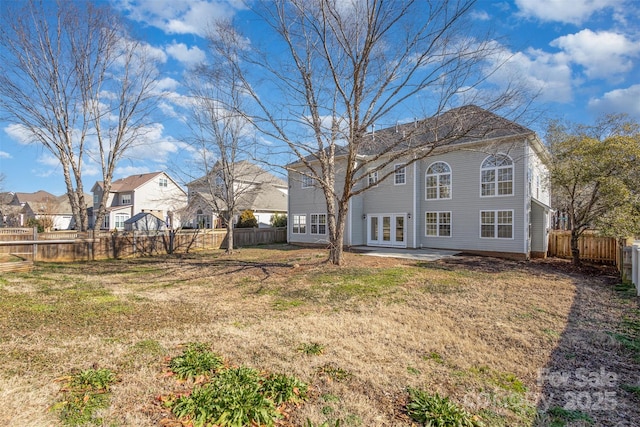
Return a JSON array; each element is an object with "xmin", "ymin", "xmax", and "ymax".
[
  {"xmin": 287, "ymin": 174, "xmax": 291, "ymax": 244},
  {"xmin": 347, "ymin": 197, "xmax": 352, "ymax": 247},
  {"xmin": 524, "ymin": 139, "xmax": 531, "ymax": 258},
  {"xmin": 413, "ymin": 159, "xmax": 418, "ymax": 248}
]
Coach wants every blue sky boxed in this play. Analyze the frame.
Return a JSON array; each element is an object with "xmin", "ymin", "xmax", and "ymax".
[{"xmin": 1, "ymin": 0, "xmax": 639, "ymax": 195}]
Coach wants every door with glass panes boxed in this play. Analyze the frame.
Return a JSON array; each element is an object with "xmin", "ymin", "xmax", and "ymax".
[{"xmin": 366, "ymin": 214, "xmax": 406, "ymax": 247}]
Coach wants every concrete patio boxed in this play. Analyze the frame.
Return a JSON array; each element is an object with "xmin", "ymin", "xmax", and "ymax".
[{"xmin": 349, "ymin": 246, "xmax": 460, "ymax": 261}]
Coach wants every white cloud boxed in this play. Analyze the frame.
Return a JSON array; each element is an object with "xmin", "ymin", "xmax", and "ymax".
[
  {"xmin": 486, "ymin": 47, "xmax": 574, "ymax": 103},
  {"xmin": 4, "ymin": 124, "xmax": 34, "ymax": 145},
  {"xmin": 0, "ymin": 151, "xmax": 12, "ymax": 159},
  {"xmin": 470, "ymin": 10, "xmax": 490, "ymax": 21},
  {"xmin": 551, "ymin": 29, "xmax": 640, "ymax": 79},
  {"xmin": 114, "ymin": 165, "xmax": 151, "ymax": 177},
  {"xmin": 115, "ymin": 0, "xmax": 245, "ymax": 37},
  {"xmin": 166, "ymin": 41, "xmax": 206, "ymax": 66},
  {"xmin": 588, "ymin": 84, "xmax": 640, "ymax": 118},
  {"xmin": 155, "ymin": 77, "xmax": 181, "ymax": 92},
  {"xmin": 515, "ymin": 0, "xmax": 619, "ymax": 24},
  {"xmin": 124, "ymin": 123, "xmax": 182, "ymax": 163}
]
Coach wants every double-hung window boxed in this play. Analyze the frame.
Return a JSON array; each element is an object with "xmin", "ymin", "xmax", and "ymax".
[
  {"xmin": 425, "ymin": 162, "xmax": 451, "ymax": 199},
  {"xmin": 481, "ymin": 154, "xmax": 513, "ymax": 196},
  {"xmin": 310, "ymin": 213, "xmax": 327, "ymax": 235},
  {"xmin": 425, "ymin": 212, "xmax": 451, "ymax": 237},
  {"xmin": 394, "ymin": 164, "xmax": 406, "ymax": 185},
  {"xmin": 114, "ymin": 213, "xmax": 129, "ymax": 230},
  {"xmin": 368, "ymin": 171, "xmax": 378, "ymax": 186},
  {"xmin": 302, "ymin": 175, "xmax": 315, "ymax": 188},
  {"xmin": 159, "ymin": 177, "xmax": 168, "ymax": 188},
  {"xmin": 480, "ymin": 210, "xmax": 513, "ymax": 239},
  {"xmin": 292, "ymin": 215, "xmax": 306, "ymax": 234}
]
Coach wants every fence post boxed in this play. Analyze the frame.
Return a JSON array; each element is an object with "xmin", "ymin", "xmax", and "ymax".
[
  {"xmin": 631, "ymin": 242, "xmax": 640, "ymax": 296},
  {"xmin": 32, "ymin": 226, "xmax": 38, "ymax": 261}
]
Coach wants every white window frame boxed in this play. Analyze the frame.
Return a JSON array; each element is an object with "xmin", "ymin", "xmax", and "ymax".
[
  {"xmin": 292, "ymin": 214, "xmax": 306, "ymax": 234},
  {"xmin": 368, "ymin": 171, "xmax": 378, "ymax": 186},
  {"xmin": 480, "ymin": 154, "xmax": 514, "ymax": 197},
  {"xmin": 159, "ymin": 177, "xmax": 168, "ymax": 188},
  {"xmin": 425, "ymin": 162, "xmax": 452, "ymax": 200},
  {"xmin": 114, "ymin": 213, "xmax": 129, "ymax": 230},
  {"xmin": 425, "ymin": 211, "xmax": 451, "ymax": 237},
  {"xmin": 480, "ymin": 210, "xmax": 513, "ymax": 239},
  {"xmin": 310, "ymin": 213, "xmax": 327, "ymax": 235},
  {"xmin": 121, "ymin": 194, "xmax": 131, "ymax": 205},
  {"xmin": 394, "ymin": 164, "xmax": 406, "ymax": 185},
  {"xmin": 102, "ymin": 215, "xmax": 110, "ymax": 229},
  {"xmin": 301, "ymin": 175, "xmax": 315, "ymax": 189}
]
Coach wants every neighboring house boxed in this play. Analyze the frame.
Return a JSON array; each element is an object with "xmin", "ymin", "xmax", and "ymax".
[
  {"xmin": 0, "ymin": 190, "xmax": 85, "ymax": 230},
  {"xmin": 287, "ymin": 105, "xmax": 551, "ymax": 259},
  {"xmin": 186, "ymin": 161, "xmax": 288, "ymax": 228},
  {"xmin": 91, "ymin": 172, "xmax": 187, "ymax": 230}
]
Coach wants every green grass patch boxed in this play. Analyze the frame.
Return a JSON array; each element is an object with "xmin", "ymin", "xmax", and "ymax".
[
  {"xmin": 297, "ymin": 342, "xmax": 325, "ymax": 356},
  {"xmin": 169, "ymin": 343, "xmax": 224, "ymax": 380},
  {"xmin": 423, "ymin": 351, "xmax": 445, "ymax": 364},
  {"xmin": 621, "ymin": 383, "xmax": 640, "ymax": 397},
  {"xmin": 469, "ymin": 366, "xmax": 527, "ymax": 394},
  {"xmin": 273, "ymin": 298, "xmax": 304, "ymax": 310},
  {"xmin": 51, "ymin": 368, "xmax": 117, "ymax": 426},
  {"xmin": 406, "ymin": 387, "xmax": 482, "ymax": 426},
  {"xmin": 309, "ymin": 267, "xmax": 408, "ymax": 299},
  {"xmin": 170, "ymin": 366, "xmax": 307, "ymax": 427},
  {"xmin": 315, "ymin": 363, "xmax": 353, "ymax": 382},
  {"xmin": 545, "ymin": 406, "xmax": 594, "ymax": 426}
]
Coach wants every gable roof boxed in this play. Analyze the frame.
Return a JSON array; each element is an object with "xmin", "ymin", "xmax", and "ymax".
[
  {"xmin": 289, "ymin": 105, "xmax": 535, "ymax": 166},
  {"xmin": 12, "ymin": 190, "xmax": 57, "ymax": 205},
  {"xmin": 362, "ymin": 105, "xmax": 534, "ymax": 155},
  {"xmin": 92, "ymin": 172, "xmax": 185, "ymax": 195},
  {"xmin": 187, "ymin": 161, "xmax": 287, "ymax": 188},
  {"xmin": 95, "ymin": 172, "xmax": 164, "ymax": 193}
]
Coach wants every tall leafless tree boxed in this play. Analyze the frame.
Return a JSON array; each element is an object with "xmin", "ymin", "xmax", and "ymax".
[
  {"xmin": 207, "ymin": 0, "xmax": 530, "ymax": 265},
  {"xmin": 0, "ymin": 0, "xmax": 160, "ymax": 231},
  {"xmin": 184, "ymin": 64, "xmax": 260, "ymax": 254}
]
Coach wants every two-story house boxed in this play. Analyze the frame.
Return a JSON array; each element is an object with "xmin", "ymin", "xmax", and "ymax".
[
  {"xmin": 186, "ymin": 161, "xmax": 288, "ymax": 228},
  {"xmin": 91, "ymin": 171, "xmax": 187, "ymax": 230},
  {"xmin": 287, "ymin": 106, "xmax": 551, "ymax": 259},
  {"xmin": 0, "ymin": 190, "xmax": 87, "ymax": 230}
]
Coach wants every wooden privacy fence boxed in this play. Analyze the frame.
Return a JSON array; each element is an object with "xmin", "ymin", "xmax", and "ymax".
[
  {"xmin": 547, "ymin": 230, "xmax": 619, "ymax": 265},
  {"xmin": 0, "ymin": 227, "xmax": 287, "ymax": 263}
]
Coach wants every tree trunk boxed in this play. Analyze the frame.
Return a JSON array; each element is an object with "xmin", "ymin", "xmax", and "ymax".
[
  {"xmin": 570, "ymin": 229, "xmax": 581, "ymax": 266},
  {"xmin": 328, "ymin": 203, "xmax": 349, "ymax": 265},
  {"xmin": 225, "ymin": 212, "xmax": 234, "ymax": 254}
]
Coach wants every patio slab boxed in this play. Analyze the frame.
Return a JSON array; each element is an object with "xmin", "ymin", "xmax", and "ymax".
[{"xmin": 350, "ymin": 246, "xmax": 460, "ymax": 261}]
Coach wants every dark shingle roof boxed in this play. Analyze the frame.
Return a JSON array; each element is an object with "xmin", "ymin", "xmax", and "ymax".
[
  {"xmin": 359, "ymin": 105, "xmax": 534, "ymax": 155},
  {"xmin": 290, "ymin": 105, "xmax": 534, "ymax": 165}
]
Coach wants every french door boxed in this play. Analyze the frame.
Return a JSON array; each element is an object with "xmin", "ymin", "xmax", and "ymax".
[{"xmin": 367, "ymin": 214, "xmax": 406, "ymax": 247}]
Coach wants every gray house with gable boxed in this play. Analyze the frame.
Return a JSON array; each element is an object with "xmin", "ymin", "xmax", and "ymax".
[{"xmin": 287, "ymin": 106, "xmax": 551, "ymax": 259}]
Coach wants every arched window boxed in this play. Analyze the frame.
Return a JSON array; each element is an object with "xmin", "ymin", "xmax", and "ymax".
[
  {"xmin": 481, "ymin": 154, "xmax": 513, "ymax": 196},
  {"xmin": 425, "ymin": 162, "xmax": 451, "ymax": 199}
]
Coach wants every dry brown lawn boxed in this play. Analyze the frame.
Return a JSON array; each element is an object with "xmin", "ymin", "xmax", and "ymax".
[{"xmin": 0, "ymin": 244, "xmax": 638, "ymax": 426}]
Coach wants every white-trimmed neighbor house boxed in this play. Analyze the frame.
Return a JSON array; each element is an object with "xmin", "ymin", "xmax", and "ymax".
[
  {"xmin": 91, "ymin": 172, "xmax": 187, "ymax": 230},
  {"xmin": 287, "ymin": 106, "xmax": 551, "ymax": 259},
  {"xmin": 186, "ymin": 161, "xmax": 288, "ymax": 229}
]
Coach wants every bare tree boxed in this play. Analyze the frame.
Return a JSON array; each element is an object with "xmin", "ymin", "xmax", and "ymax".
[
  {"xmin": 0, "ymin": 0, "xmax": 160, "ymax": 231},
  {"xmin": 209, "ymin": 0, "xmax": 529, "ymax": 264},
  {"xmin": 184, "ymin": 65, "xmax": 260, "ymax": 254}
]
